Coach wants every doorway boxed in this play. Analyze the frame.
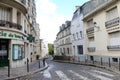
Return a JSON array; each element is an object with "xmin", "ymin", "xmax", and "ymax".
[{"xmin": 0, "ymin": 39, "xmax": 9, "ymax": 67}]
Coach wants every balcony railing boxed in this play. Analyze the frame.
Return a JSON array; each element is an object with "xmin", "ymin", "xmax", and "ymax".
[
  {"xmin": 105, "ymin": 17, "xmax": 120, "ymax": 28},
  {"xmin": 86, "ymin": 27, "xmax": 94, "ymax": 33},
  {"xmin": 107, "ymin": 45, "xmax": 120, "ymax": 50},
  {"xmin": 20, "ymin": 0, "xmax": 26, "ymax": 5},
  {"xmin": 0, "ymin": 20, "xmax": 22, "ymax": 30},
  {"xmin": 88, "ymin": 47, "xmax": 96, "ymax": 52}
]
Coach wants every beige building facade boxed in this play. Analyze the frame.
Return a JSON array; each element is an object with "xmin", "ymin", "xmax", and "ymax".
[
  {"xmin": 83, "ymin": 0, "xmax": 120, "ymax": 62},
  {"xmin": 55, "ymin": 21, "xmax": 73, "ymax": 57},
  {"xmin": 0, "ymin": 0, "xmax": 38, "ymax": 68}
]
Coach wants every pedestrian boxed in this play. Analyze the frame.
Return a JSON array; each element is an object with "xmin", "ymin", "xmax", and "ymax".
[{"xmin": 43, "ymin": 58, "xmax": 45, "ymax": 66}]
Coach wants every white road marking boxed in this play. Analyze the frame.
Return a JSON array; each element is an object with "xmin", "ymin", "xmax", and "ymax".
[
  {"xmin": 91, "ymin": 70, "xmax": 114, "ymax": 77},
  {"xmin": 68, "ymin": 70, "xmax": 91, "ymax": 80},
  {"xmin": 87, "ymin": 71, "xmax": 113, "ymax": 80},
  {"xmin": 43, "ymin": 70, "xmax": 51, "ymax": 78},
  {"xmin": 55, "ymin": 70, "xmax": 71, "ymax": 80}
]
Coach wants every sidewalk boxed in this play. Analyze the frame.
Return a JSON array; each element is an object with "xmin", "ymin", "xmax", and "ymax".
[
  {"xmin": 0, "ymin": 59, "xmax": 48, "ymax": 80},
  {"xmin": 53, "ymin": 60, "xmax": 120, "ymax": 74}
]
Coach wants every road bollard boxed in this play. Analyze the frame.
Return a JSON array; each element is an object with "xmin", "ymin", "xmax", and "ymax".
[
  {"xmin": 8, "ymin": 59, "xmax": 10, "ymax": 77},
  {"xmin": 39, "ymin": 59, "xmax": 40, "ymax": 68},
  {"xmin": 27, "ymin": 58, "xmax": 29, "ymax": 72},
  {"xmin": 101, "ymin": 57, "xmax": 103, "ymax": 66},
  {"xmin": 108, "ymin": 58, "xmax": 111, "ymax": 67},
  {"xmin": 119, "ymin": 58, "xmax": 120, "ymax": 71},
  {"xmin": 43, "ymin": 58, "xmax": 45, "ymax": 66}
]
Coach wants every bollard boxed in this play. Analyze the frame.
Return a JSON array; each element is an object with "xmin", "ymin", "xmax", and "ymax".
[
  {"xmin": 8, "ymin": 59, "xmax": 10, "ymax": 77},
  {"xmin": 108, "ymin": 58, "xmax": 111, "ymax": 67},
  {"xmin": 39, "ymin": 59, "xmax": 40, "ymax": 68},
  {"xmin": 85, "ymin": 59, "xmax": 86, "ymax": 64},
  {"xmin": 27, "ymin": 58, "xmax": 29, "ymax": 72},
  {"xmin": 101, "ymin": 57, "xmax": 103, "ymax": 66},
  {"xmin": 119, "ymin": 58, "xmax": 120, "ymax": 71},
  {"xmin": 43, "ymin": 58, "xmax": 45, "ymax": 66},
  {"xmin": 93, "ymin": 58, "xmax": 94, "ymax": 64}
]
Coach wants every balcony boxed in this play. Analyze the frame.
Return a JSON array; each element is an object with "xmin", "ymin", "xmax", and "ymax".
[
  {"xmin": 0, "ymin": 20, "xmax": 22, "ymax": 31},
  {"xmin": 107, "ymin": 45, "xmax": 120, "ymax": 50},
  {"xmin": 20, "ymin": 0, "xmax": 26, "ymax": 5},
  {"xmin": 86, "ymin": 27, "xmax": 94, "ymax": 37},
  {"xmin": 105, "ymin": 17, "xmax": 120, "ymax": 33},
  {"xmin": 88, "ymin": 47, "xmax": 96, "ymax": 52},
  {"xmin": 0, "ymin": 0, "xmax": 27, "ymax": 14}
]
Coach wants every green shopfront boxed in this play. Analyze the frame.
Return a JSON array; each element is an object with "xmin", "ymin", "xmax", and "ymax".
[
  {"xmin": 0, "ymin": 39, "xmax": 9, "ymax": 67},
  {"xmin": 0, "ymin": 30, "xmax": 25, "ymax": 67}
]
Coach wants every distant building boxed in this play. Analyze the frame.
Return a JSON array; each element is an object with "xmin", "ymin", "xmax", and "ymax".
[
  {"xmin": 55, "ymin": 21, "xmax": 73, "ymax": 57},
  {"xmin": 40, "ymin": 39, "xmax": 48, "ymax": 58}
]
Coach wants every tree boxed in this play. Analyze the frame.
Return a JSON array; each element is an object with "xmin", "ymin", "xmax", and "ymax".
[{"xmin": 48, "ymin": 43, "xmax": 54, "ymax": 55}]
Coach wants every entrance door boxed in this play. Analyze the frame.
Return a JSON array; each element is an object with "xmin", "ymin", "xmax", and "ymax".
[{"xmin": 0, "ymin": 39, "xmax": 9, "ymax": 67}]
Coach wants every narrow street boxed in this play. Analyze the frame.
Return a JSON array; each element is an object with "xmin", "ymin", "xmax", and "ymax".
[{"xmin": 26, "ymin": 59, "xmax": 120, "ymax": 80}]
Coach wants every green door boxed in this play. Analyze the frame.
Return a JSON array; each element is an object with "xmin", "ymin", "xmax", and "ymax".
[{"xmin": 0, "ymin": 39, "xmax": 9, "ymax": 67}]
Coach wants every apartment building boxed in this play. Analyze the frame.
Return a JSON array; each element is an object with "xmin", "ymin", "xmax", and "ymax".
[
  {"xmin": 55, "ymin": 21, "xmax": 73, "ymax": 57},
  {"xmin": 0, "ymin": 0, "xmax": 38, "ymax": 68},
  {"xmin": 33, "ymin": 23, "xmax": 41, "ymax": 60},
  {"xmin": 71, "ymin": 6, "xmax": 86, "ymax": 61},
  {"xmin": 83, "ymin": 0, "xmax": 120, "ymax": 62},
  {"xmin": 40, "ymin": 39, "xmax": 48, "ymax": 58}
]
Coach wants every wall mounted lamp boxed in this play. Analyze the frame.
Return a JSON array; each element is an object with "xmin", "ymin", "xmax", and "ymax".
[{"xmin": 93, "ymin": 22, "xmax": 100, "ymax": 30}]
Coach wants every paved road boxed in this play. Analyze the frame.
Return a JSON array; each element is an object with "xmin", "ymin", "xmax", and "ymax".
[{"xmin": 26, "ymin": 60, "xmax": 120, "ymax": 80}]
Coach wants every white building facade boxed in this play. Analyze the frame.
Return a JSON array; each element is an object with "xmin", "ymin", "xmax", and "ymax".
[{"xmin": 71, "ymin": 7, "xmax": 86, "ymax": 61}]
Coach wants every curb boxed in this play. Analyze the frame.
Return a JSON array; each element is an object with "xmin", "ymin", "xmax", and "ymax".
[
  {"xmin": 53, "ymin": 60, "xmax": 120, "ymax": 74},
  {"xmin": 5, "ymin": 62, "xmax": 49, "ymax": 80}
]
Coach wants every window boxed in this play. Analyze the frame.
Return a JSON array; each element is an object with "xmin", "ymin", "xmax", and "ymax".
[
  {"xmin": 109, "ymin": 32, "xmax": 120, "ymax": 45},
  {"xmin": 0, "ymin": 7, "xmax": 11, "ymax": 21},
  {"xmin": 77, "ymin": 45, "xmax": 83, "ymax": 55},
  {"xmin": 112, "ymin": 58, "xmax": 118, "ymax": 62},
  {"xmin": 89, "ymin": 37, "xmax": 95, "ymax": 47},
  {"xmin": 80, "ymin": 31, "xmax": 83, "ymax": 39},
  {"xmin": 73, "ymin": 34, "xmax": 76, "ymax": 40},
  {"xmin": 87, "ymin": 19, "xmax": 94, "ymax": 28},
  {"xmin": 73, "ymin": 46, "xmax": 75, "ymax": 55},
  {"xmin": 17, "ymin": 12, "xmax": 21, "ymax": 25},
  {"xmin": 76, "ymin": 32, "xmax": 79, "ymax": 39},
  {"xmin": 106, "ymin": 7, "xmax": 118, "ymax": 21},
  {"xmin": 12, "ymin": 44, "xmax": 24, "ymax": 60},
  {"xmin": 67, "ymin": 48, "xmax": 69, "ymax": 54}
]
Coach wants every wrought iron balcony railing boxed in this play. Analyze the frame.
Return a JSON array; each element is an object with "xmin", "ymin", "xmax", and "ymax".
[
  {"xmin": 105, "ymin": 17, "xmax": 120, "ymax": 28},
  {"xmin": 88, "ymin": 47, "xmax": 96, "ymax": 52},
  {"xmin": 20, "ymin": 0, "xmax": 26, "ymax": 5},
  {"xmin": 0, "ymin": 20, "xmax": 22, "ymax": 30},
  {"xmin": 86, "ymin": 27, "xmax": 94, "ymax": 34},
  {"xmin": 107, "ymin": 45, "xmax": 120, "ymax": 50}
]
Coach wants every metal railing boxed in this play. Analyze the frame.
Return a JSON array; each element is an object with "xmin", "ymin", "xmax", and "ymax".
[
  {"xmin": 0, "ymin": 20, "xmax": 22, "ymax": 30},
  {"xmin": 86, "ymin": 27, "xmax": 94, "ymax": 33},
  {"xmin": 88, "ymin": 47, "xmax": 96, "ymax": 52},
  {"xmin": 20, "ymin": 0, "xmax": 26, "ymax": 5},
  {"xmin": 105, "ymin": 17, "xmax": 120, "ymax": 28},
  {"xmin": 107, "ymin": 45, "xmax": 120, "ymax": 50}
]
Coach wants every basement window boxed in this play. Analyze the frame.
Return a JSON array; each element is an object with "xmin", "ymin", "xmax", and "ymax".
[
  {"xmin": 90, "ymin": 56, "xmax": 94, "ymax": 61},
  {"xmin": 112, "ymin": 58, "xmax": 118, "ymax": 62}
]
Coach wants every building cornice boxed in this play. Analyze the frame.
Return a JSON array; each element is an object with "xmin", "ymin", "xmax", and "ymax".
[{"xmin": 83, "ymin": 0, "xmax": 117, "ymax": 21}]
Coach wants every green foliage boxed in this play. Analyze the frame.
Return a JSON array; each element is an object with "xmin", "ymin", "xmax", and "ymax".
[{"xmin": 48, "ymin": 43, "xmax": 54, "ymax": 55}]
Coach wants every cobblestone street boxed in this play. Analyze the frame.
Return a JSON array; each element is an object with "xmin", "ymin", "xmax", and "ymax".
[{"xmin": 26, "ymin": 59, "xmax": 120, "ymax": 80}]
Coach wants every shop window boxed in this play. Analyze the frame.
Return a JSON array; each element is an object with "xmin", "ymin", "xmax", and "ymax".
[{"xmin": 12, "ymin": 44, "xmax": 24, "ymax": 61}]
